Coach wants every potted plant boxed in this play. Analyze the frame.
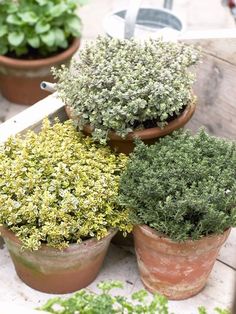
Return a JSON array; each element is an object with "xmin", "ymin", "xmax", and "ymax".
[
  {"xmin": 0, "ymin": 119, "xmax": 132, "ymax": 294},
  {"xmin": 118, "ymin": 129, "xmax": 236, "ymax": 300},
  {"xmin": 53, "ymin": 36, "xmax": 199, "ymax": 154},
  {"xmin": 0, "ymin": 0, "xmax": 85, "ymax": 105}
]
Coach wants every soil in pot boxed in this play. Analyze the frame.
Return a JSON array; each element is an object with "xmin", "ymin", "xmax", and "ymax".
[
  {"xmin": 65, "ymin": 103, "xmax": 196, "ymax": 155},
  {"xmin": 133, "ymin": 225, "xmax": 230, "ymax": 300},
  {"xmin": 0, "ymin": 226, "xmax": 116, "ymax": 294},
  {"xmin": 0, "ymin": 38, "xmax": 80, "ymax": 105}
]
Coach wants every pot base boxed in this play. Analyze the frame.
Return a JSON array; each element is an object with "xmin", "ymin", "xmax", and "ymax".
[
  {"xmin": 1, "ymin": 226, "xmax": 116, "ymax": 294},
  {"xmin": 139, "ymin": 260, "xmax": 207, "ymax": 300},
  {"xmin": 133, "ymin": 225, "xmax": 230, "ymax": 300},
  {"xmin": 12, "ymin": 250, "xmax": 106, "ymax": 294}
]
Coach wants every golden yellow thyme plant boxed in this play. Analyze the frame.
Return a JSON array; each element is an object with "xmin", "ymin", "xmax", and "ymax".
[{"xmin": 0, "ymin": 119, "xmax": 131, "ymax": 250}]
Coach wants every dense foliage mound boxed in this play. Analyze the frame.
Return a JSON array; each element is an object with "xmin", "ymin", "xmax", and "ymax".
[
  {"xmin": 0, "ymin": 119, "xmax": 131, "ymax": 250},
  {"xmin": 119, "ymin": 130, "xmax": 236, "ymax": 241},
  {"xmin": 53, "ymin": 36, "xmax": 199, "ymax": 144}
]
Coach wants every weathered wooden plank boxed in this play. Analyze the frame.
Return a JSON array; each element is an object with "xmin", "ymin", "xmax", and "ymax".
[
  {"xmin": 0, "ymin": 94, "xmax": 66, "ymax": 143},
  {"xmin": 180, "ymin": 29, "xmax": 236, "ymax": 65},
  {"xmin": 185, "ymin": 53, "xmax": 236, "ymax": 139},
  {"xmin": 178, "ymin": 30, "xmax": 236, "ymax": 138}
]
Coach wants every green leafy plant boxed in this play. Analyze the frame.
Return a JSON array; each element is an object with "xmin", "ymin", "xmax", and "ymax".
[
  {"xmin": 53, "ymin": 36, "xmax": 199, "ymax": 144},
  {"xmin": 0, "ymin": 0, "xmax": 86, "ymax": 57},
  {"xmin": 39, "ymin": 280, "xmax": 230, "ymax": 314},
  {"xmin": 39, "ymin": 280, "xmax": 171, "ymax": 314},
  {"xmin": 0, "ymin": 119, "xmax": 132, "ymax": 250},
  {"xmin": 119, "ymin": 129, "xmax": 236, "ymax": 241}
]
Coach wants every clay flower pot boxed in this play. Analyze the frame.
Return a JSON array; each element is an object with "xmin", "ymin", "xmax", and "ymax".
[
  {"xmin": 0, "ymin": 226, "xmax": 116, "ymax": 294},
  {"xmin": 133, "ymin": 225, "xmax": 230, "ymax": 300},
  {"xmin": 0, "ymin": 38, "xmax": 80, "ymax": 105},
  {"xmin": 65, "ymin": 103, "xmax": 196, "ymax": 155}
]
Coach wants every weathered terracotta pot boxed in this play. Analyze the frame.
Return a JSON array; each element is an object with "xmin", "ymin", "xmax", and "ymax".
[
  {"xmin": 0, "ymin": 38, "xmax": 80, "ymax": 105},
  {"xmin": 65, "ymin": 103, "xmax": 196, "ymax": 155},
  {"xmin": 0, "ymin": 226, "xmax": 116, "ymax": 294},
  {"xmin": 133, "ymin": 225, "xmax": 230, "ymax": 300}
]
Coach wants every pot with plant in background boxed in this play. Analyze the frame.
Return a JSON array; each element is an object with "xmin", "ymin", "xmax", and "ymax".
[
  {"xmin": 0, "ymin": 119, "xmax": 132, "ymax": 293},
  {"xmin": 119, "ymin": 129, "xmax": 236, "ymax": 299},
  {"xmin": 53, "ymin": 36, "xmax": 199, "ymax": 154},
  {"xmin": 0, "ymin": 0, "xmax": 85, "ymax": 105}
]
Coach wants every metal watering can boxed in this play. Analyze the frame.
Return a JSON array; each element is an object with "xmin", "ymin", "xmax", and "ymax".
[
  {"xmin": 103, "ymin": 0, "xmax": 184, "ymax": 40},
  {"xmin": 41, "ymin": 0, "xmax": 184, "ymax": 92}
]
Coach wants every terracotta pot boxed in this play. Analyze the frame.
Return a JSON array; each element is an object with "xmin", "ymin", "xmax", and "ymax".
[
  {"xmin": 65, "ymin": 103, "xmax": 196, "ymax": 155},
  {"xmin": 0, "ymin": 226, "xmax": 116, "ymax": 294},
  {"xmin": 133, "ymin": 225, "xmax": 230, "ymax": 300},
  {"xmin": 0, "ymin": 38, "xmax": 80, "ymax": 105}
]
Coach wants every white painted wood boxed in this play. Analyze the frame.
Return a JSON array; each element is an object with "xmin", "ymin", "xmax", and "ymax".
[
  {"xmin": 0, "ymin": 243, "xmax": 234, "ymax": 313},
  {"xmin": 0, "ymin": 94, "xmax": 65, "ymax": 143}
]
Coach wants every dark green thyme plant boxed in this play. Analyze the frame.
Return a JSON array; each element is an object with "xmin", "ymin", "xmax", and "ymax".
[
  {"xmin": 39, "ymin": 280, "xmax": 230, "ymax": 314},
  {"xmin": 53, "ymin": 36, "xmax": 199, "ymax": 144},
  {"xmin": 0, "ymin": 119, "xmax": 132, "ymax": 250},
  {"xmin": 0, "ymin": 0, "xmax": 86, "ymax": 57},
  {"xmin": 119, "ymin": 129, "xmax": 236, "ymax": 241}
]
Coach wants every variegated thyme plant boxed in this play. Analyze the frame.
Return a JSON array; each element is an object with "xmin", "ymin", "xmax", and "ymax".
[
  {"xmin": 0, "ymin": 119, "xmax": 131, "ymax": 250},
  {"xmin": 53, "ymin": 36, "xmax": 199, "ymax": 144}
]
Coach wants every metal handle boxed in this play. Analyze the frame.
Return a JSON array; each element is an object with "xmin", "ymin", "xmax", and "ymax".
[
  {"xmin": 124, "ymin": 0, "xmax": 141, "ymax": 39},
  {"xmin": 164, "ymin": 0, "xmax": 173, "ymax": 10},
  {"xmin": 124, "ymin": 0, "xmax": 173, "ymax": 39}
]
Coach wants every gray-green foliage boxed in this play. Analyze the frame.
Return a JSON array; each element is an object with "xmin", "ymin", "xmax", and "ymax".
[
  {"xmin": 0, "ymin": 119, "xmax": 132, "ymax": 250},
  {"xmin": 53, "ymin": 36, "xmax": 199, "ymax": 144},
  {"xmin": 0, "ymin": 0, "xmax": 85, "ymax": 57},
  {"xmin": 39, "ymin": 280, "xmax": 230, "ymax": 314},
  {"xmin": 119, "ymin": 129, "xmax": 236, "ymax": 241}
]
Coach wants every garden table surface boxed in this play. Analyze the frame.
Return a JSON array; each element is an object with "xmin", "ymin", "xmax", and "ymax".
[{"xmin": 0, "ymin": 95, "xmax": 235, "ymax": 314}]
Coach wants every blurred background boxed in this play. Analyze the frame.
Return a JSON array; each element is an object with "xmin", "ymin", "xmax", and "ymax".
[{"xmin": 0, "ymin": 0, "xmax": 235, "ymax": 124}]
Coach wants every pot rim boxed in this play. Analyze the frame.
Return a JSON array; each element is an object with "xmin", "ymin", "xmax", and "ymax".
[
  {"xmin": 68, "ymin": 102, "xmax": 196, "ymax": 142},
  {"xmin": 0, "ymin": 225, "xmax": 117, "ymax": 253},
  {"xmin": 134, "ymin": 224, "xmax": 231, "ymax": 246},
  {"xmin": 0, "ymin": 38, "xmax": 80, "ymax": 69}
]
